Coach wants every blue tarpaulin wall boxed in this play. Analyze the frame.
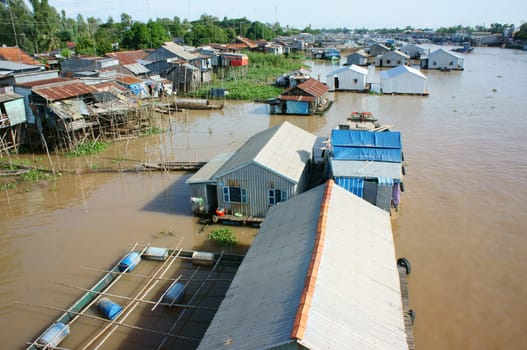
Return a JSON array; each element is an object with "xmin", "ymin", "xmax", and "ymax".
[
  {"xmin": 331, "ymin": 129, "xmax": 401, "ymax": 148},
  {"xmin": 335, "ymin": 177, "xmax": 364, "ymax": 197},
  {"xmin": 333, "ymin": 146, "xmax": 402, "ymax": 162}
]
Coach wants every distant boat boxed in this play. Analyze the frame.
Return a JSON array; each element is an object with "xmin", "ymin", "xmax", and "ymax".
[
  {"xmin": 452, "ymin": 43, "xmax": 474, "ymax": 53},
  {"xmin": 173, "ymin": 98, "xmax": 224, "ymax": 110},
  {"xmin": 336, "ymin": 111, "xmax": 392, "ymax": 131}
]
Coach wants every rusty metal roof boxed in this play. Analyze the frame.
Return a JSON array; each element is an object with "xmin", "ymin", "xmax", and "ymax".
[
  {"xmin": 297, "ymin": 78, "xmax": 329, "ymax": 97},
  {"xmin": 93, "ymin": 81, "xmax": 128, "ymax": 93},
  {"xmin": 105, "ymin": 50, "xmax": 148, "ymax": 65},
  {"xmin": 0, "ymin": 47, "xmax": 42, "ymax": 66},
  {"xmin": 33, "ymin": 81, "xmax": 97, "ymax": 102},
  {"xmin": 278, "ymin": 94, "xmax": 315, "ymax": 102},
  {"xmin": 116, "ymin": 76, "xmax": 143, "ymax": 85},
  {"xmin": 15, "ymin": 77, "xmax": 73, "ymax": 88}
]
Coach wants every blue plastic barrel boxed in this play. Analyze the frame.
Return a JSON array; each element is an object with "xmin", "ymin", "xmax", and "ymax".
[
  {"xmin": 118, "ymin": 252, "xmax": 141, "ymax": 272},
  {"xmin": 161, "ymin": 282, "xmax": 186, "ymax": 306},
  {"xmin": 36, "ymin": 322, "xmax": 70, "ymax": 347},
  {"xmin": 97, "ymin": 297, "xmax": 123, "ymax": 320}
]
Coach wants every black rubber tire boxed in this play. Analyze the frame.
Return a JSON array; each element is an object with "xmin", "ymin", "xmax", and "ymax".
[
  {"xmin": 400, "ymin": 182, "xmax": 405, "ymax": 192},
  {"xmin": 401, "ymin": 151, "xmax": 405, "ymax": 161},
  {"xmin": 397, "ymin": 257, "xmax": 411, "ymax": 275},
  {"xmin": 402, "ymin": 165, "xmax": 406, "ymax": 176},
  {"xmin": 409, "ymin": 309, "xmax": 415, "ymax": 324}
]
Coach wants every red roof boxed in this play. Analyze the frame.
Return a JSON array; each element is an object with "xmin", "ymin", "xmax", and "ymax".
[
  {"xmin": 93, "ymin": 81, "xmax": 128, "ymax": 93},
  {"xmin": 116, "ymin": 76, "xmax": 143, "ymax": 85},
  {"xmin": 105, "ymin": 50, "xmax": 149, "ymax": 65},
  {"xmin": 278, "ymin": 95, "xmax": 315, "ymax": 102},
  {"xmin": 0, "ymin": 47, "xmax": 41, "ymax": 66},
  {"xmin": 33, "ymin": 81, "xmax": 97, "ymax": 102},
  {"xmin": 297, "ymin": 78, "xmax": 329, "ymax": 97}
]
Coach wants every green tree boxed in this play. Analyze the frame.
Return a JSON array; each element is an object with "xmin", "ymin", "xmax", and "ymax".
[
  {"xmin": 246, "ymin": 21, "xmax": 273, "ymax": 40},
  {"xmin": 30, "ymin": 0, "xmax": 61, "ymax": 53},
  {"xmin": 0, "ymin": 0, "xmax": 35, "ymax": 52},
  {"xmin": 515, "ymin": 23, "xmax": 527, "ymax": 40}
]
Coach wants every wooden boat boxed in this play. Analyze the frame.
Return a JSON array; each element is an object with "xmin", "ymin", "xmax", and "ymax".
[
  {"xmin": 337, "ymin": 111, "xmax": 393, "ymax": 132},
  {"xmin": 25, "ymin": 245, "xmax": 243, "ymax": 349},
  {"xmin": 173, "ymin": 98, "xmax": 224, "ymax": 110}
]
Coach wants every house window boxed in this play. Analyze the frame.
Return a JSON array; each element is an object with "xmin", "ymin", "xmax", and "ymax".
[
  {"xmin": 386, "ymin": 59, "xmax": 391, "ymax": 64},
  {"xmin": 433, "ymin": 60, "xmax": 438, "ymax": 66},
  {"xmin": 397, "ymin": 60, "xmax": 402, "ymax": 64},
  {"xmin": 223, "ymin": 186, "xmax": 247, "ymax": 203},
  {"xmin": 449, "ymin": 61, "xmax": 454, "ymax": 66},
  {"xmin": 353, "ymin": 78, "xmax": 358, "ymax": 83},
  {"xmin": 268, "ymin": 189, "xmax": 288, "ymax": 205}
]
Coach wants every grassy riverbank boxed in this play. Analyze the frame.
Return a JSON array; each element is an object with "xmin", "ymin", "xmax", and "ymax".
[{"xmin": 193, "ymin": 51, "xmax": 308, "ymax": 100}]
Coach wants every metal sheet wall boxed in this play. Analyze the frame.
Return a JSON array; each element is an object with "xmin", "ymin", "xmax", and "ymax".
[{"xmin": 216, "ymin": 164, "xmax": 298, "ymax": 218}]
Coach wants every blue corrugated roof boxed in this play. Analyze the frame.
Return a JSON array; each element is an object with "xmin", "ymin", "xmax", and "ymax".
[
  {"xmin": 331, "ymin": 129, "xmax": 402, "ymax": 149},
  {"xmin": 333, "ymin": 146, "xmax": 402, "ymax": 162}
]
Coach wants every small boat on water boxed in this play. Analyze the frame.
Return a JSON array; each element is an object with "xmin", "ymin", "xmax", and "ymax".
[
  {"xmin": 173, "ymin": 98, "xmax": 224, "ymax": 110},
  {"xmin": 337, "ymin": 111, "xmax": 393, "ymax": 131}
]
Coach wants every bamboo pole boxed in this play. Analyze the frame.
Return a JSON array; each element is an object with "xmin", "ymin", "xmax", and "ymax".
[
  {"xmin": 16, "ymin": 301, "xmax": 198, "ymax": 342},
  {"xmin": 84, "ymin": 238, "xmax": 183, "ymax": 350}
]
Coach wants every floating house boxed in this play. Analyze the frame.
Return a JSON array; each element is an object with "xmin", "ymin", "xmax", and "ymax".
[
  {"xmin": 420, "ymin": 48, "xmax": 464, "ymax": 70},
  {"xmin": 198, "ymin": 180, "xmax": 410, "ymax": 350},
  {"xmin": 380, "ymin": 65, "xmax": 428, "ymax": 95},
  {"xmin": 366, "ymin": 43, "xmax": 390, "ymax": 57},
  {"xmin": 186, "ymin": 121, "xmax": 316, "ymax": 219},
  {"xmin": 344, "ymin": 50, "xmax": 370, "ymax": 66},
  {"xmin": 326, "ymin": 64, "xmax": 369, "ymax": 91},
  {"xmin": 375, "ymin": 50, "xmax": 410, "ymax": 67},
  {"xmin": 269, "ymin": 78, "xmax": 330, "ymax": 115},
  {"xmin": 399, "ymin": 44, "xmax": 428, "ymax": 59},
  {"xmin": 329, "ymin": 129, "xmax": 404, "ymax": 212}
]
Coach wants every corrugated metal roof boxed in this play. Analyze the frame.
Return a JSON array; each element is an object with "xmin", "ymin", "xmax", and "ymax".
[
  {"xmin": 0, "ymin": 93, "xmax": 23, "ymax": 103},
  {"xmin": 327, "ymin": 64, "xmax": 368, "ymax": 77},
  {"xmin": 0, "ymin": 60, "xmax": 41, "ymax": 72},
  {"xmin": 198, "ymin": 181, "xmax": 408, "ymax": 350},
  {"xmin": 278, "ymin": 94, "xmax": 315, "ymax": 102},
  {"xmin": 0, "ymin": 47, "xmax": 42, "ymax": 65},
  {"xmin": 380, "ymin": 65, "xmax": 427, "ymax": 80},
  {"xmin": 331, "ymin": 159, "xmax": 403, "ymax": 180},
  {"xmin": 116, "ymin": 76, "xmax": 143, "ymax": 85},
  {"xmin": 297, "ymin": 78, "xmax": 329, "ymax": 97},
  {"xmin": 123, "ymin": 63, "xmax": 149, "ymax": 75},
  {"xmin": 162, "ymin": 42, "xmax": 199, "ymax": 61},
  {"xmin": 185, "ymin": 152, "xmax": 234, "ymax": 184},
  {"xmin": 15, "ymin": 77, "xmax": 72, "ymax": 88},
  {"xmin": 213, "ymin": 121, "xmax": 316, "ymax": 184},
  {"xmin": 33, "ymin": 81, "xmax": 97, "ymax": 102},
  {"xmin": 105, "ymin": 50, "xmax": 148, "ymax": 65},
  {"xmin": 197, "ymin": 183, "xmax": 324, "ymax": 350},
  {"xmin": 92, "ymin": 81, "xmax": 128, "ymax": 93},
  {"xmin": 299, "ymin": 182, "xmax": 408, "ymax": 350}
]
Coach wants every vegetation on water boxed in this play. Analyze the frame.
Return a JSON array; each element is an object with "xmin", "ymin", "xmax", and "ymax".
[
  {"xmin": 64, "ymin": 141, "xmax": 109, "ymax": 158},
  {"xmin": 193, "ymin": 51, "xmax": 307, "ymax": 100},
  {"xmin": 0, "ymin": 156, "xmax": 52, "ymax": 191},
  {"xmin": 208, "ymin": 228, "xmax": 238, "ymax": 247}
]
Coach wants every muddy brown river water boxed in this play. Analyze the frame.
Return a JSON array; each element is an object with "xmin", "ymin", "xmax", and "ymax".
[{"xmin": 1, "ymin": 46, "xmax": 527, "ymax": 349}]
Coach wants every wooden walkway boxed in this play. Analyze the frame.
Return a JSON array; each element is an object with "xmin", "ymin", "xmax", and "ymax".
[
  {"xmin": 398, "ymin": 266, "xmax": 416, "ymax": 350},
  {"xmin": 142, "ymin": 161, "xmax": 206, "ymax": 171}
]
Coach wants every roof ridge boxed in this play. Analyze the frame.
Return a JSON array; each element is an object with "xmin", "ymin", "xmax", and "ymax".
[{"xmin": 291, "ymin": 179, "xmax": 333, "ymax": 340}]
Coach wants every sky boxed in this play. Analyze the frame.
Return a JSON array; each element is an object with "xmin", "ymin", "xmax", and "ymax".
[{"xmin": 45, "ymin": 0, "xmax": 526, "ymax": 30}]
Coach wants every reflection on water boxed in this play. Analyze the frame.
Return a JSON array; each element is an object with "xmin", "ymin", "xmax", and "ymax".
[{"xmin": 1, "ymin": 47, "xmax": 527, "ymax": 349}]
